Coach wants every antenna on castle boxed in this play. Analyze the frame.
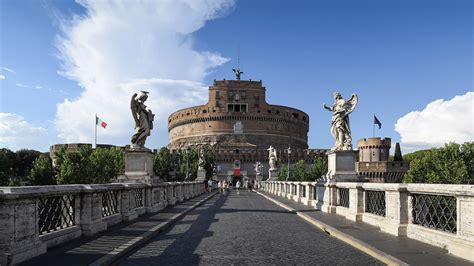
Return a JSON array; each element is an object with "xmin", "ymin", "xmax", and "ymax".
[
  {"xmin": 237, "ymin": 44, "xmax": 240, "ymax": 69},
  {"xmin": 232, "ymin": 44, "xmax": 243, "ymax": 80}
]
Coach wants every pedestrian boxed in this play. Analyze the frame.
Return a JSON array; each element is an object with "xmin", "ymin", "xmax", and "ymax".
[
  {"xmin": 208, "ymin": 179, "xmax": 213, "ymax": 192},
  {"xmin": 236, "ymin": 180, "xmax": 241, "ymax": 194},
  {"xmin": 203, "ymin": 179, "xmax": 209, "ymax": 193}
]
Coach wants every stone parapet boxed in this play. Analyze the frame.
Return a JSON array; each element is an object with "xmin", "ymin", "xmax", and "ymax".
[
  {"xmin": 257, "ymin": 181, "xmax": 474, "ymax": 262},
  {"xmin": 0, "ymin": 181, "xmax": 205, "ymax": 265}
]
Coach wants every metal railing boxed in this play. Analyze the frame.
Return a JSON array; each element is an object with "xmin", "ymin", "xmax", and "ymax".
[
  {"xmin": 102, "ymin": 190, "xmax": 119, "ymax": 217},
  {"xmin": 38, "ymin": 195, "xmax": 76, "ymax": 235},
  {"xmin": 365, "ymin": 190, "xmax": 386, "ymax": 217},
  {"xmin": 412, "ymin": 193, "xmax": 457, "ymax": 233},
  {"xmin": 338, "ymin": 188, "xmax": 349, "ymax": 208}
]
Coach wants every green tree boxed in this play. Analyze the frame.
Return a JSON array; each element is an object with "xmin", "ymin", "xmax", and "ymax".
[
  {"xmin": 154, "ymin": 147, "xmax": 173, "ymax": 180},
  {"xmin": 278, "ymin": 165, "xmax": 289, "ymax": 181},
  {"xmin": 0, "ymin": 148, "xmax": 15, "ymax": 185},
  {"xmin": 307, "ymin": 156, "xmax": 327, "ymax": 181},
  {"xmin": 393, "ymin": 142, "xmax": 403, "ymax": 161},
  {"xmin": 28, "ymin": 154, "xmax": 55, "ymax": 185},
  {"xmin": 403, "ymin": 142, "xmax": 473, "ymax": 184},
  {"xmin": 56, "ymin": 145, "xmax": 93, "ymax": 184},
  {"xmin": 14, "ymin": 149, "xmax": 42, "ymax": 178},
  {"xmin": 293, "ymin": 160, "xmax": 306, "ymax": 181},
  {"xmin": 175, "ymin": 148, "xmax": 198, "ymax": 181},
  {"xmin": 89, "ymin": 147, "xmax": 124, "ymax": 183}
]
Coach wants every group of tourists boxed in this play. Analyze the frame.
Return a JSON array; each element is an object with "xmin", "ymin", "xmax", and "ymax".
[{"xmin": 205, "ymin": 179, "xmax": 258, "ymax": 194}]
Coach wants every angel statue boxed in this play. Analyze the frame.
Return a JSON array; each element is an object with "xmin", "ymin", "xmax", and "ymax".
[
  {"xmin": 267, "ymin": 146, "xmax": 278, "ymax": 170},
  {"xmin": 130, "ymin": 91, "xmax": 155, "ymax": 149},
  {"xmin": 232, "ymin": 68, "xmax": 243, "ymax": 80},
  {"xmin": 323, "ymin": 92, "xmax": 358, "ymax": 151},
  {"xmin": 255, "ymin": 161, "xmax": 263, "ymax": 176},
  {"xmin": 198, "ymin": 150, "xmax": 206, "ymax": 170}
]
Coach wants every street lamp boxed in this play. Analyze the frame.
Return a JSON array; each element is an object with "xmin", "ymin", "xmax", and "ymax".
[
  {"xmin": 185, "ymin": 145, "xmax": 190, "ymax": 181},
  {"xmin": 286, "ymin": 145, "xmax": 291, "ymax": 181}
]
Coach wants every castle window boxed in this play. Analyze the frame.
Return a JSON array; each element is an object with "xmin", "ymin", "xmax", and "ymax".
[
  {"xmin": 215, "ymin": 91, "xmax": 221, "ymax": 99},
  {"xmin": 203, "ymin": 110, "xmax": 207, "ymax": 113},
  {"xmin": 227, "ymin": 103, "xmax": 247, "ymax": 113},
  {"xmin": 303, "ymin": 116, "xmax": 307, "ymax": 121},
  {"xmin": 292, "ymin": 113, "xmax": 299, "ymax": 119},
  {"xmin": 276, "ymin": 110, "xmax": 280, "ymax": 115},
  {"xmin": 267, "ymin": 110, "xmax": 272, "ymax": 114}
]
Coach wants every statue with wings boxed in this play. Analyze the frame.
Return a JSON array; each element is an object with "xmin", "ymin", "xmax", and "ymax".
[
  {"xmin": 323, "ymin": 92, "xmax": 358, "ymax": 151},
  {"xmin": 130, "ymin": 91, "xmax": 154, "ymax": 149},
  {"xmin": 267, "ymin": 146, "xmax": 278, "ymax": 170},
  {"xmin": 232, "ymin": 68, "xmax": 243, "ymax": 80}
]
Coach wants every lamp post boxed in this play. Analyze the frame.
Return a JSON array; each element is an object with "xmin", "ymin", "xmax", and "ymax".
[
  {"xmin": 185, "ymin": 145, "xmax": 190, "ymax": 181},
  {"xmin": 286, "ymin": 145, "xmax": 291, "ymax": 181}
]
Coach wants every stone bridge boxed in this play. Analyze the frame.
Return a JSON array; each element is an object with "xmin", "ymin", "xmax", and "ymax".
[{"xmin": 0, "ymin": 181, "xmax": 473, "ymax": 265}]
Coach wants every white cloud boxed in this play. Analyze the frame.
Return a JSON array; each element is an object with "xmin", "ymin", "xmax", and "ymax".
[
  {"xmin": 0, "ymin": 66, "xmax": 15, "ymax": 73},
  {"xmin": 55, "ymin": 0, "xmax": 234, "ymax": 147},
  {"xmin": 15, "ymin": 83, "xmax": 27, "ymax": 88},
  {"xmin": 0, "ymin": 75, "xmax": 5, "ymax": 80},
  {"xmin": 395, "ymin": 92, "xmax": 474, "ymax": 150},
  {"xmin": 0, "ymin": 113, "xmax": 48, "ymax": 151},
  {"xmin": 35, "ymin": 85, "xmax": 43, "ymax": 89}
]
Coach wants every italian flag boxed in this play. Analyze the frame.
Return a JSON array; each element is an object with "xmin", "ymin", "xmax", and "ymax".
[{"xmin": 96, "ymin": 116, "xmax": 107, "ymax": 128}]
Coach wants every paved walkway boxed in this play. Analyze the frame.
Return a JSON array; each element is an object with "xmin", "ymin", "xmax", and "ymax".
[
  {"xmin": 118, "ymin": 190, "xmax": 381, "ymax": 265},
  {"xmin": 21, "ymin": 193, "xmax": 215, "ymax": 266},
  {"xmin": 258, "ymin": 191, "xmax": 472, "ymax": 266}
]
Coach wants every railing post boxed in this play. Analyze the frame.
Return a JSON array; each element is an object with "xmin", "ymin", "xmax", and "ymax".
[
  {"xmin": 316, "ymin": 181, "xmax": 336, "ymax": 213},
  {"xmin": 453, "ymin": 194, "xmax": 474, "ymax": 261},
  {"xmin": 0, "ymin": 197, "xmax": 46, "ymax": 264},
  {"xmin": 121, "ymin": 186, "xmax": 138, "ymax": 222},
  {"xmin": 80, "ymin": 188, "xmax": 106, "ymax": 235}
]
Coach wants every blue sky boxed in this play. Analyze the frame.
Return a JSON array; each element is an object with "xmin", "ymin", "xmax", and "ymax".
[{"xmin": 0, "ymin": 0, "xmax": 472, "ymax": 152}]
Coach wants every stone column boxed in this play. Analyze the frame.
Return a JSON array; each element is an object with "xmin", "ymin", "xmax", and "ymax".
[
  {"xmin": 80, "ymin": 191, "xmax": 106, "ymax": 236},
  {"xmin": 0, "ymin": 198, "xmax": 47, "ymax": 265},
  {"xmin": 121, "ymin": 188, "xmax": 138, "ymax": 222}
]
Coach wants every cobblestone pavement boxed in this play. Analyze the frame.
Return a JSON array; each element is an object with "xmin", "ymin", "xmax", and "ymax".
[{"xmin": 118, "ymin": 190, "xmax": 382, "ymax": 265}]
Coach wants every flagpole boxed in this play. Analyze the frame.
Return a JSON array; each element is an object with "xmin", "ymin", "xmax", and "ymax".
[
  {"xmin": 95, "ymin": 113, "xmax": 97, "ymax": 148},
  {"xmin": 373, "ymin": 114, "xmax": 375, "ymax": 137}
]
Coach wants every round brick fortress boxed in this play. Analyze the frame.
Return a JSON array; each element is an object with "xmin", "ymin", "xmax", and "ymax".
[{"xmin": 168, "ymin": 79, "xmax": 309, "ymax": 150}]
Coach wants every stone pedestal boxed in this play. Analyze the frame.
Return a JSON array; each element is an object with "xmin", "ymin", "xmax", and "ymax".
[
  {"xmin": 116, "ymin": 149, "xmax": 161, "ymax": 184},
  {"xmin": 255, "ymin": 174, "xmax": 263, "ymax": 181},
  {"xmin": 196, "ymin": 168, "xmax": 206, "ymax": 181},
  {"xmin": 326, "ymin": 150, "xmax": 362, "ymax": 182},
  {"xmin": 267, "ymin": 169, "xmax": 278, "ymax": 181}
]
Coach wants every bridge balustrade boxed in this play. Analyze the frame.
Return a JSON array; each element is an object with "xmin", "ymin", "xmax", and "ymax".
[
  {"xmin": 0, "ymin": 181, "xmax": 205, "ymax": 264},
  {"xmin": 258, "ymin": 180, "xmax": 474, "ymax": 261}
]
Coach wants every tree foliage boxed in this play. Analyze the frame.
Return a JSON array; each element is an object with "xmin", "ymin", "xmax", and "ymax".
[
  {"xmin": 28, "ymin": 154, "xmax": 55, "ymax": 185},
  {"xmin": 393, "ymin": 142, "xmax": 403, "ymax": 161},
  {"xmin": 0, "ymin": 148, "xmax": 15, "ymax": 186},
  {"xmin": 403, "ymin": 142, "xmax": 473, "ymax": 184},
  {"xmin": 55, "ymin": 145, "xmax": 124, "ymax": 184},
  {"xmin": 277, "ymin": 157, "xmax": 327, "ymax": 182}
]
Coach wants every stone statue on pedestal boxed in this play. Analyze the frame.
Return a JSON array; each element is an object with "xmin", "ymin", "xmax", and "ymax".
[
  {"xmin": 118, "ymin": 91, "xmax": 160, "ymax": 185},
  {"xmin": 130, "ymin": 91, "xmax": 155, "ymax": 149},
  {"xmin": 198, "ymin": 150, "xmax": 206, "ymax": 170},
  {"xmin": 267, "ymin": 146, "xmax": 278, "ymax": 170},
  {"xmin": 323, "ymin": 92, "xmax": 358, "ymax": 151},
  {"xmin": 255, "ymin": 161, "xmax": 263, "ymax": 176}
]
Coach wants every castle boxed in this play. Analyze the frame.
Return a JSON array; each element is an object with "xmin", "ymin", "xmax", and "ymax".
[{"xmin": 167, "ymin": 78, "xmax": 326, "ymax": 181}]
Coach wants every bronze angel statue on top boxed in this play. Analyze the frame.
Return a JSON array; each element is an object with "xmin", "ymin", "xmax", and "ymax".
[
  {"xmin": 324, "ymin": 92, "xmax": 358, "ymax": 151},
  {"xmin": 130, "ymin": 91, "xmax": 155, "ymax": 149}
]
